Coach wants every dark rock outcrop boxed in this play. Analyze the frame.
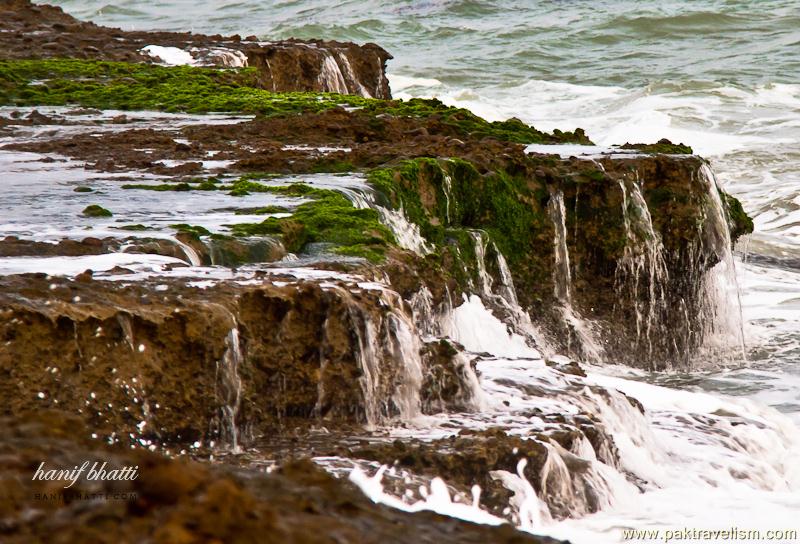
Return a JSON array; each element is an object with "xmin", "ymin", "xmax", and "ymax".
[
  {"xmin": 0, "ymin": 412, "xmax": 566, "ymax": 543},
  {"xmin": 0, "ymin": 274, "xmax": 427, "ymax": 444}
]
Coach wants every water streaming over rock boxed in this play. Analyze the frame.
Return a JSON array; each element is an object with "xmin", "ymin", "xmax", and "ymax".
[
  {"xmin": 216, "ymin": 327, "xmax": 244, "ymax": 453},
  {"xmin": 695, "ymin": 163, "xmax": 748, "ymax": 361},
  {"xmin": 335, "ymin": 51, "xmax": 372, "ymax": 98},
  {"xmin": 470, "ymin": 231, "xmax": 493, "ymax": 296},
  {"xmin": 547, "ymin": 190, "xmax": 573, "ymax": 304},
  {"xmin": 385, "ymin": 310, "xmax": 425, "ymax": 420},
  {"xmin": 546, "ymin": 189, "xmax": 604, "ymax": 363},
  {"xmin": 442, "ymin": 172, "xmax": 453, "ymax": 225},
  {"xmin": 318, "ymin": 53, "xmax": 349, "ymax": 94},
  {"xmin": 173, "ymin": 237, "xmax": 203, "ymax": 267},
  {"xmin": 347, "ymin": 188, "xmax": 432, "ymax": 255},
  {"xmin": 493, "ymin": 242, "xmax": 519, "ymax": 307},
  {"xmin": 614, "ymin": 173, "xmax": 670, "ymax": 357},
  {"xmin": 342, "ymin": 287, "xmax": 429, "ymax": 427}
]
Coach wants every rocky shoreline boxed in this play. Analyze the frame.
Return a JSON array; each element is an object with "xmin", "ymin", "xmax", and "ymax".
[{"xmin": 0, "ymin": 1, "xmax": 754, "ymax": 542}]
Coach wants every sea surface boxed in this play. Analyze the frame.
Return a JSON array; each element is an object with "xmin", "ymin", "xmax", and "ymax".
[{"xmin": 39, "ymin": 1, "xmax": 800, "ymax": 540}]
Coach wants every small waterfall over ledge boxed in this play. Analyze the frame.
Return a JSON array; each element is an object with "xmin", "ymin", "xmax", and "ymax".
[
  {"xmin": 614, "ymin": 173, "xmax": 670, "ymax": 358},
  {"xmin": 546, "ymin": 189, "xmax": 605, "ymax": 363},
  {"xmin": 318, "ymin": 53, "xmax": 349, "ymax": 95},
  {"xmin": 547, "ymin": 190, "xmax": 573, "ymax": 305},
  {"xmin": 314, "ymin": 49, "xmax": 378, "ymax": 98},
  {"xmin": 216, "ymin": 327, "xmax": 244, "ymax": 453},
  {"xmin": 329, "ymin": 157, "xmax": 793, "ymax": 536},
  {"xmin": 533, "ymin": 159, "xmax": 748, "ymax": 369},
  {"xmin": 341, "ymin": 286, "xmax": 429, "ymax": 428},
  {"xmin": 695, "ymin": 163, "xmax": 747, "ymax": 361}
]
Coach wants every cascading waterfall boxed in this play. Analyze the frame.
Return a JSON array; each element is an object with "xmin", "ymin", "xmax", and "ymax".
[
  {"xmin": 345, "ymin": 287, "xmax": 429, "ymax": 427},
  {"xmin": 385, "ymin": 309, "xmax": 425, "ymax": 421},
  {"xmin": 217, "ymin": 327, "xmax": 244, "ymax": 453},
  {"xmin": 409, "ymin": 286, "xmax": 437, "ymax": 338},
  {"xmin": 347, "ymin": 188, "xmax": 432, "ymax": 255},
  {"xmin": 470, "ymin": 231, "xmax": 494, "ymax": 296},
  {"xmin": 442, "ymin": 172, "xmax": 453, "ymax": 224},
  {"xmin": 546, "ymin": 189, "xmax": 604, "ymax": 363},
  {"xmin": 469, "ymin": 231, "xmax": 553, "ymax": 354},
  {"xmin": 615, "ymin": 173, "xmax": 670, "ymax": 356},
  {"xmin": 493, "ymin": 243, "xmax": 519, "ymax": 307},
  {"xmin": 335, "ymin": 51, "xmax": 371, "ymax": 98},
  {"xmin": 547, "ymin": 190, "xmax": 573, "ymax": 304},
  {"xmin": 173, "ymin": 237, "xmax": 203, "ymax": 267},
  {"xmin": 343, "ymin": 184, "xmax": 800, "ymax": 539},
  {"xmin": 379, "ymin": 204, "xmax": 432, "ymax": 255},
  {"xmin": 318, "ymin": 53, "xmax": 349, "ymax": 94},
  {"xmin": 315, "ymin": 164, "xmax": 791, "ymax": 539},
  {"xmin": 347, "ymin": 304, "xmax": 385, "ymax": 428},
  {"xmin": 696, "ymin": 164, "xmax": 747, "ymax": 360}
]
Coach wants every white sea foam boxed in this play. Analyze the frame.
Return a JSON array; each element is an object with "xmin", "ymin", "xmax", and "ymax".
[
  {"xmin": 443, "ymin": 294, "xmax": 540, "ymax": 358},
  {"xmin": 369, "ymin": 289, "xmax": 800, "ymax": 542},
  {"xmin": 389, "ymin": 73, "xmax": 443, "ymax": 92},
  {"xmin": 140, "ymin": 45, "xmax": 197, "ymax": 66}
]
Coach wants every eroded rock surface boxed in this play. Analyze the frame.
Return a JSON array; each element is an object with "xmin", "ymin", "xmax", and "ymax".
[{"xmin": 0, "ymin": 413, "xmax": 566, "ymax": 543}]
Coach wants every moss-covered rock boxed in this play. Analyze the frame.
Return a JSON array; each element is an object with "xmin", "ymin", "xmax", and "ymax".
[
  {"xmin": 82, "ymin": 204, "xmax": 112, "ymax": 217},
  {"xmin": 722, "ymin": 191, "xmax": 754, "ymax": 240},
  {"xmin": 620, "ymin": 138, "xmax": 693, "ymax": 154},
  {"xmin": 229, "ymin": 186, "xmax": 394, "ymax": 262},
  {"xmin": 0, "ymin": 59, "xmax": 589, "ymax": 145}
]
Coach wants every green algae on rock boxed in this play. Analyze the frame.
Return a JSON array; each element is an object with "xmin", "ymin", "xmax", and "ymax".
[
  {"xmin": 113, "ymin": 224, "xmax": 156, "ymax": 231},
  {"xmin": 620, "ymin": 138, "xmax": 694, "ymax": 154},
  {"xmin": 170, "ymin": 223, "xmax": 213, "ymax": 238},
  {"xmin": 722, "ymin": 191, "xmax": 754, "ymax": 240},
  {"xmin": 229, "ymin": 185, "xmax": 395, "ymax": 262},
  {"xmin": 82, "ymin": 204, "xmax": 112, "ymax": 217},
  {"xmin": 368, "ymin": 157, "xmax": 550, "ymax": 289},
  {"xmin": 0, "ymin": 59, "xmax": 589, "ymax": 145}
]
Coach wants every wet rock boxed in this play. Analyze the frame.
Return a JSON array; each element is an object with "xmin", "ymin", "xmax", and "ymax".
[
  {"xmin": 0, "ymin": 413, "xmax": 565, "ymax": 543},
  {"xmin": 349, "ymin": 417, "xmax": 622, "ymax": 522},
  {"xmin": 545, "ymin": 357, "xmax": 586, "ymax": 377},
  {"xmin": 0, "ymin": 236, "xmax": 117, "ymax": 257},
  {"xmin": 421, "ymin": 339, "xmax": 480, "ymax": 413},
  {"xmin": 0, "ymin": 0, "xmax": 391, "ymax": 98},
  {"xmin": 207, "ymin": 236, "xmax": 286, "ymax": 267},
  {"xmin": 0, "ymin": 275, "xmax": 428, "ymax": 444}
]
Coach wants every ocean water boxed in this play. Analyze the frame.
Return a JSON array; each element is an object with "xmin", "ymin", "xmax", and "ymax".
[{"xmin": 39, "ymin": 1, "xmax": 800, "ymax": 540}]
